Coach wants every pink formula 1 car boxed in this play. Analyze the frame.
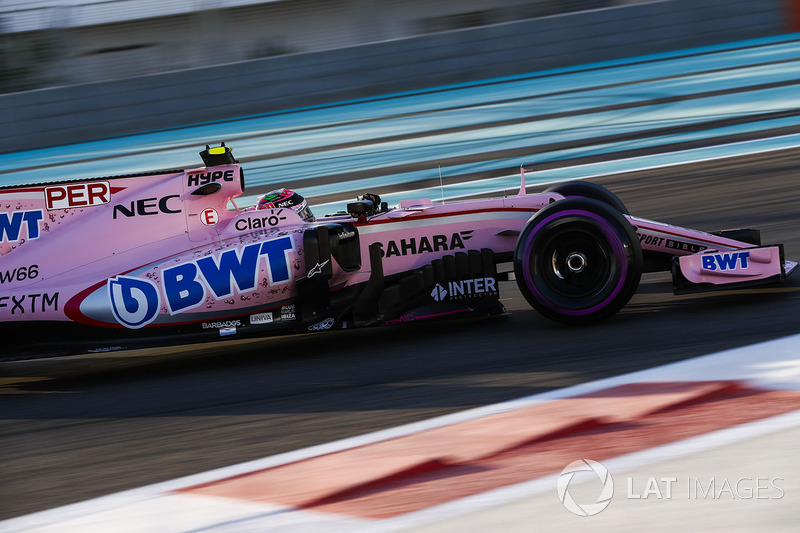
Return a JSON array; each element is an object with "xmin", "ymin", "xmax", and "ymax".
[{"xmin": 0, "ymin": 145, "xmax": 796, "ymax": 358}]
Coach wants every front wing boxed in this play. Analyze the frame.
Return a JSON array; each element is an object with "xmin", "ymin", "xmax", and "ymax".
[{"xmin": 672, "ymin": 245, "xmax": 798, "ymax": 294}]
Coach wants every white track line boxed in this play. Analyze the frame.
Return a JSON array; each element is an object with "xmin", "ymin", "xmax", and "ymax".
[
  {"xmin": 3, "ymin": 332, "xmax": 800, "ymax": 532},
  {"xmin": 363, "ymin": 409, "xmax": 800, "ymax": 533},
  {"xmin": 308, "ymin": 131, "xmax": 800, "ymax": 211}
]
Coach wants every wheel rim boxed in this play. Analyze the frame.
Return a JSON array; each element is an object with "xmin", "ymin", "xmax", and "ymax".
[
  {"xmin": 538, "ymin": 224, "xmax": 616, "ymax": 303},
  {"xmin": 519, "ymin": 210, "xmax": 629, "ymax": 315}
]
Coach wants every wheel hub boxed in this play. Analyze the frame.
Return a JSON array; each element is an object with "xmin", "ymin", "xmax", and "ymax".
[
  {"xmin": 552, "ymin": 250, "xmax": 589, "ymax": 279},
  {"xmin": 566, "ymin": 252, "xmax": 587, "ymax": 273}
]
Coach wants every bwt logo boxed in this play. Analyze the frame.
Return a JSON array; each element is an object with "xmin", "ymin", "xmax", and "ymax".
[
  {"xmin": 108, "ymin": 276, "xmax": 161, "ymax": 329},
  {"xmin": 701, "ymin": 251, "xmax": 750, "ymax": 271},
  {"xmin": 162, "ymin": 236, "xmax": 294, "ymax": 315},
  {"xmin": 0, "ymin": 210, "xmax": 43, "ymax": 243},
  {"xmin": 107, "ymin": 236, "xmax": 295, "ymax": 328}
]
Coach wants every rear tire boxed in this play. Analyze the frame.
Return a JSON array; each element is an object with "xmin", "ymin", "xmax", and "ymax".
[
  {"xmin": 545, "ymin": 181, "xmax": 629, "ymax": 214},
  {"xmin": 514, "ymin": 198, "xmax": 642, "ymax": 324}
]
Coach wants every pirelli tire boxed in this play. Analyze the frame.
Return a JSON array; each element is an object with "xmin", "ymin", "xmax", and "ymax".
[
  {"xmin": 514, "ymin": 197, "xmax": 643, "ymax": 325},
  {"xmin": 544, "ymin": 180, "xmax": 629, "ymax": 215}
]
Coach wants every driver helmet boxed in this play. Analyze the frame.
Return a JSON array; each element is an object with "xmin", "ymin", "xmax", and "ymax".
[{"xmin": 256, "ymin": 188, "xmax": 314, "ymax": 222}]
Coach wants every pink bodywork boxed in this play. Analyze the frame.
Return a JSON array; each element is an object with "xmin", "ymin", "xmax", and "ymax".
[{"xmin": 0, "ymin": 163, "xmax": 793, "ymax": 330}]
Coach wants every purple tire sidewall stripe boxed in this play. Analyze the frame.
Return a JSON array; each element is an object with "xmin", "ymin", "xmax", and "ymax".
[{"xmin": 521, "ymin": 209, "xmax": 628, "ymax": 316}]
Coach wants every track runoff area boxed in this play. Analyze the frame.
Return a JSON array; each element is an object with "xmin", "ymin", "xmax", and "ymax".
[
  {"xmin": 4, "ymin": 338, "xmax": 800, "ymax": 532},
  {"xmin": 3, "ymin": 34, "xmax": 800, "ymax": 531}
]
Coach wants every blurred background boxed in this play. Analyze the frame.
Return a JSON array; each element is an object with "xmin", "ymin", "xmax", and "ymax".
[
  {"xmin": 0, "ymin": 0, "xmax": 621, "ymax": 89},
  {"xmin": 2, "ymin": 2, "xmax": 800, "ymax": 529},
  {"xmin": 0, "ymin": 0, "xmax": 792, "ymax": 152}
]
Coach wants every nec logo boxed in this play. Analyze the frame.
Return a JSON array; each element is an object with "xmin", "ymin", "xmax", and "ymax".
[
  {"xmin": 701, "ymin": 251, "xmax": 750, "ymax": 271},
  {"xmin": 113, "ymin": 195, "xmax": 182, "ymax": 218},
  {"xmin": 45, "ymin": 182, "xmax": 110, "ymax": 210}
]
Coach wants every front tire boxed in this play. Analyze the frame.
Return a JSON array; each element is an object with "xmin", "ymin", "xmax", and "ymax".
[
  {"xmin": 545, "ymin": 181, "xmax": 629, "ymax": 214},
  {"xmin": 514, "ymin": 198, "xmax": 642, "ymax": 324}
]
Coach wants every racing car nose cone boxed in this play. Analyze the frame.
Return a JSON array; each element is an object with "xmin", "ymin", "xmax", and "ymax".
[{"xmin": 566, "ymin": 252, "xmax": 587, "ymax": 273}]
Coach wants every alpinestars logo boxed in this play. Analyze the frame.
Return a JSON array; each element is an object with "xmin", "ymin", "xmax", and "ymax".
[
  {"xmin": 378, "ymin": 231, "xmax": 473, "ymax": 258},
  {"xmin": 308, "ymin": 259, "xmax": 330, "ymax": 278}
]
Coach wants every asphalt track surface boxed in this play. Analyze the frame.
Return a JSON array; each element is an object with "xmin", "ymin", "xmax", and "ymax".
[{"xmin": 2, "ymin": 148, "xmax": 800, "ymax": 521}]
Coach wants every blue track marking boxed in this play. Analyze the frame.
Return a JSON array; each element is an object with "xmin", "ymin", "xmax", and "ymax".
[
  {"xmin": 378, "ymin": 133, "xmax": 800, "ymax": 208},
  {"xmin": 1, "ymin": 34, "xmax": 799, "ymax": 215}
]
